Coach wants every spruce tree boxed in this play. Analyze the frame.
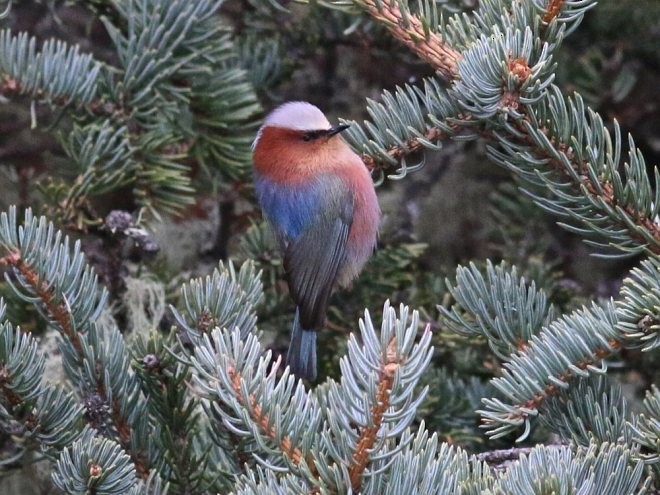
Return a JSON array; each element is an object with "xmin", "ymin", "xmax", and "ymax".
[{"xmin": 0, "ymin": 0, "xmax": 658, "ymax": 493}]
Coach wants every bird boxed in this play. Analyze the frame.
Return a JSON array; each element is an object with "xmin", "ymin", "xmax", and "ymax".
[{"xmin": 252, "ymin": 101, "xmax": 380, "ymax": 381}]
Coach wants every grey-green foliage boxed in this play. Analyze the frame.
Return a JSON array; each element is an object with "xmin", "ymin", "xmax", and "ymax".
[
  {"xmin": 1, "ymin": 0, "xmax": 260, "ymax": 222},
  {"xmin": 472, "ymin": 254, "xmax": 660, "ymax": 453},
  {"xmin": 0, "ymin": 207, "xmax": 153, "ymax": 484},
  {"xmin": 617, "ymin": 257, "xmax": 660, "ymax": 351},
  {"xmin": 0, "ymin": 204, "xmax": 656, "ymax": 492},
  {"xmin": 315, "ymin": 304, "xmax": 432, "ymax": 490},
  {"xmin": 0, "ymin": 206, "xmax": 107, "ymax": 334},
  {"xmin": 65, "ymin": 323, "xmax": 148, "ymax": 443},
  {"xmin": 340, "ymin": 0, "xmax": 588, "ymax": 167},
  {"xmin": 0, "ymin": 30, "xmax": 101, "ymax": 104},
  {"xmin": 232, "ymin": 468, "xmax": 308, "ymax": 495},
  {"xmin": 337, "ymin": 0, "xmax": 659, "ymax": 260},
  {"xmin": 1, "ymin": 0, "xmax": 659, "ymax": 491},
  {"xmin": 131, "ymin": 328, "xmax": 221, "ymax": 493},
  {"xmin": 362, "ymin": 428, "xmax": 491, "ymax": 495},
  {"xmin": 0, "ymin": 208, "xmax": 143, "ymax": 440},
  {"xmin": 442, "ymin": 0, "xmax": 596, "ymax": 49},
  {"xmin": 60, "ymin": 121, "xmax": 135, "ymax": 200},
  {"xmin": 52, "ymin": 430, "xmax": 140, "ymax": 495},
  {"xmin": 341, "ymin": 76, "xmax": 462, "ymax": 177},
  {"xmin": 629, "ymin": 385, "xmax": 660, "ymax": 469},
  {"xmin": 487, "ymin": 442, "xmax": 648, "ymax": 495},
  {"xmin": 52, "ymin": 429, "xmax": 168, "ymax": 495},
  {"xmin": 0, "ymin": 319, "xmax": 85, "ymax": 460},
  {"xmin": 479, "ymin": 253, "xmax": 660, "ymax": 436},
  {"xmin": 236, "ymin": 438, "xmax": 494, "ymax": 495},
  {"xmin": 454, "ymin": 25, "xmax": 555, "ymax": 118},
  {"xmin": 236, "ymin": 35, "xmax": 284, "ymax": 97},
  {"xmin": 191, "ymin": 302, "xmax": 441, "ymax": 493},
  {"xmin": 479, "ymin": 301, "xmax": 622, "ymax": 440},
  {"xmin": 440, "ymin": 260, "xmax": 556, "ymax": 359},
  {"xmin": 491, "ymin": 87, "xmax": 660, "ymax": 257},
  {"xmin": 170, "ymin": 260, "xmax": 263, "ymax": 342},
  {"xmin": 325, "ymin": 0, "xmax": 659, "ymax": 460},
  {"xmin": 539, "ymin": 375, "xmax": 633, "ymax": 447}
]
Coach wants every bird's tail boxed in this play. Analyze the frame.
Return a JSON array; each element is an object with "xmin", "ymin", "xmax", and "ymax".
[{"xmin": 287, "ymin": 309, "xmax": 317, "ymax": 381}]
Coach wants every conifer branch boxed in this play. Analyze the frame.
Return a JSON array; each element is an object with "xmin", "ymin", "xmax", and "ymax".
[
  {"xmin": 191, "ymin": 303, "xmax": 435, "ymax": 492},
  {"xmin": 0, "ymin": 207, "xmax": 151, "ymax": 478},
  {"xmin": 492, "ymin": 442, "xmax": 647, "ymax": 495},
  {"xmin": 95, "ymin": 378, "xmax": 151, "ymax": 479},
  {"xmin": 542, "ymin": 0, "xmax": 566, "ymax": 23},
  {"xmin": 52, "ymin": 430, "xmax": 167, "ymax": 495},
  {"xmin": 2, "ymin": 1, "xmax": 260, "ymax": 222},
  {"xmin": 170, "ymin": 261, "xmax": 266, "ymax": 483},
  {"xmin": 360, "ymin": 126, "xmax": 454, "ymax": 172},
  {"xmin": 0, "ymin": 319, "xmax": 85, "ymax": 458},
  {"xmin": 1, "ymin": 285, "xmax": 150, "ymax": 478},
  {"xmin": 192, "ymin": 328, "xmax": 319, "ymax": 475},
  {"xmin": 439, "ymin": 260, "xmax": 556, "ymax": 359},
  {"xmin": 314, "ymin": 303, "xmax": 433, "ymax": 491},
  {"xmin": 348, "ymin": 0, "xmax": 659, "ymax": 256},
  {"xmin": 357, "ymin": 0, "xmax": 461, "ymax": 80},
  {"xmin": 540, "ymin": 375, "xmax": 634, "ymax": 448},
  {"xmin": 0, "ymin": 261, "xmax": 148, "ymax": 474},
  {"xmin": 479, "ymin": 301, "xmax": 624, "ymax": 440},
  {"xmin": 0, "ymin": 73, "xmax": 121, "ymax": 119},
  {"xmin": 132, "ymin": 331, "xmax": 219, "ymax": 492},
  {"xmin": 342, "ymin": 77, "xmax": 468, "ymax": 173},
  {"xmin": 343, "ymin": 0, "xmax": 592, "ymax": 171},
  {"xmin": 616, "ymin": 257, "xmax": 660, "ymax": 350},
  {"xmin": 0, "ymin": 30, "xmax": 101, "ymax": 106},
  {"xmin": 629, "ymin": 385, "xmax": 660, "ymax": 467},
  {"xmin": 495, "ymin": 99, "xmax": 660, "ymax": 255},
  {"xmin": 227, "ymin": 361, "xmax": 305, "ymax": 466},
  {"xmin": 1, "ymin": 0, "xmax": 658, "ymax": 491},
  {"xmin": 348, "ymin": 336, "xmax": 398, "ymax": 492},
  {"xmin": 0, "ymin": 253, "xmax": 82, "ymax": 353},
  {"xmin": 171, "ymin": 260, "xmax": 263, "ymax": 343}
]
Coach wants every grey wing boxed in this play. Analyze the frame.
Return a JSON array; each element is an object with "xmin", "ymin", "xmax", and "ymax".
[{"xmin": 283, "ymin": 191, "xmax": 354, "ymax": 330}]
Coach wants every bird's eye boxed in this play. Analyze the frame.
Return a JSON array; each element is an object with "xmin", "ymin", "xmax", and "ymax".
[{"xmin": 302, "ymin": 133, "xmax": 312, "ymax": 142}]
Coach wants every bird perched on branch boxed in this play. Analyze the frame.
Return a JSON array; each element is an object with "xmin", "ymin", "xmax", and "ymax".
[{"xmin": 252, "ymin": 101, "xmax": 380, "ymax": 380}]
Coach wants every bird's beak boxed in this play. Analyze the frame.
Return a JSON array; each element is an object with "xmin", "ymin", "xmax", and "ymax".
[{"xmin": 326, "ymin": 123, "xmax": 350, "ymax": 137}]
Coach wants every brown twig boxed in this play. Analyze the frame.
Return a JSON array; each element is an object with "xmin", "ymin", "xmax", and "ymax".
[
  {"xmin": 361, "ymin": 126, "xmax": 455, "ymax": 171},
  {"xmin": 353, "ymin": 0, "xmax": 463, "ymax": 171},
  {"xmin": 359, "ymin": 0, "xmax": 461, "ymax": 81},
  {"xmin": 0, "ymin": 251, "xmax": 82, "ymax": 353},
  {"xmin": 499, "ymin": 55, "xmax": 660, "ymax": 252},
  {"xmin": 542, "ymin": 0, "xmax": 567, "ymax": 23},
  {"xmin": 98, "ymin": 382, "xmax": 151, "ymax": 480},
  {"xmin": 482, "ymin": 339, "xmax": 624, "ymax": 428},
  {"xmin": 0, "ymin": 364, "xmax": 43, "ymax": 439},
  {"xmin": 0, "ymin": 364, "xmax": 23, "ymax": 407},
  {"xmin": 476, "ymin": 446, "xmax": 535, "ymax": 470},
  {"xmin": 227, "ymin": 361, "xmax": 305, "ymax": 466},
  {"xmin": 348, "ymin": 337, "xmax": 399, "ymax": 492},
  {"xmin": 498, "ymin": 84, "xmax": 660, "ymax": 252},
  {"xmin": 0, "ymin": 73, "xmax": 125, "ymax": 119}
]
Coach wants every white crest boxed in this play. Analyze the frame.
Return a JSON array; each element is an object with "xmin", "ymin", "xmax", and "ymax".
[
  {"xmin": 253, "ymin": 101, "xmax": 331, "ymax": 149},
  {"xmin": 265, "ymin": 101, "xmax": 331, "ymax": 131}
]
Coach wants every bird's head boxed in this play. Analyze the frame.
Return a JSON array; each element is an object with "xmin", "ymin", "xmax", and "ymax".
[{"xmin": 253, "ymin": 101, "xmax": 351, "ymax": 155}]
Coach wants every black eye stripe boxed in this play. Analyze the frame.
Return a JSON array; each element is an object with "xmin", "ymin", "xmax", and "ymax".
[{"xmin": 302, "ymin": 130, "xmax": 327, "ymax": 141}]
